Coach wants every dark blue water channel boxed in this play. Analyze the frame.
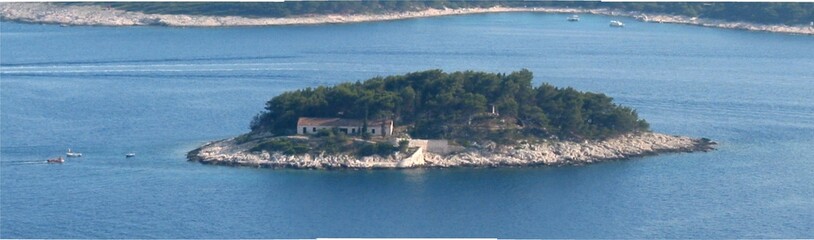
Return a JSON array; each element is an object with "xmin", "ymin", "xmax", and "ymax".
[{"xmin": 2, "ymin": 13, "xmax": 813, "ymax": 238}]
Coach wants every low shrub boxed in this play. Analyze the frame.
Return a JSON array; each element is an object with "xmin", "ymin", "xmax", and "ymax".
[{"xmin": 251, "ymin": 138, "xmax": 309, "ymax": 155}]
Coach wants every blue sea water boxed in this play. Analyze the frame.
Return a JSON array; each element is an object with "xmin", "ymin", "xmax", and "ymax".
[{"xmin": 1, "ymin": 13, "xmax": 813, "ymax": 238}]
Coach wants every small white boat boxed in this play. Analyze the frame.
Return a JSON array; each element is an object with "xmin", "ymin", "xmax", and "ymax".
[
  {"xmin": 66, "ymin": 148, "xmax": 82, "ymax": 157},
  {"xmin": 567, "ymin": 15, "xmax": 580, "ymax": 22},
  {"xmin": 126, "ymin": 153, "xmax": 136, "ymax": 158},
  {"xmin": 610, "ymin": 20, "xmax": 625, "ymax": 27}
]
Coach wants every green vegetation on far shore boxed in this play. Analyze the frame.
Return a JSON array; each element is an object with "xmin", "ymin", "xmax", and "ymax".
[{"xmin": 82, "ymin": 1, "xmax": 814, "ymax": 26}]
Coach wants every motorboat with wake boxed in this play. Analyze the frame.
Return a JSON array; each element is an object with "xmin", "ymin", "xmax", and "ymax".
[
  {"xmin": 47, "ymin": 157, "xmax": 65, "ymax": 164},
  {"xmin": 610, "ymin": 20, "xmax": 625, "ymax": 27}
]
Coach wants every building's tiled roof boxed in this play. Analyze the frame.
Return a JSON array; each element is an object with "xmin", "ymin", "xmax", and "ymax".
[
  {"xmin": 297, "ymin": 117, "xmax": 392, "ymax": 127},
  {"xmin": 297, "ymin": 117, "xmax": 362, "ymax": 127},
  {"xmin": 369, "ymin": 119, "xmax": 394, "ymax": 126}
]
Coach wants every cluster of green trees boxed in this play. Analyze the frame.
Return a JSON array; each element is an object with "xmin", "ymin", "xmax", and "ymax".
[
  {"xmin": 250, "ymin": 129, "xmax": 403, "ymax": 156},
  {"xmin": 358, "ymin": 142, "xmax": 399, "ymax": 157},
  {"xmin": 88, "ymin": 1, "xmax": 814, "ymax": 25},
  {"xmin": 360, "ymin": 140, "xmax": 410, "ymax": 156},
  {"xmin": 251, "ymin": 69, "xmax": 649, "ymax": 141}
]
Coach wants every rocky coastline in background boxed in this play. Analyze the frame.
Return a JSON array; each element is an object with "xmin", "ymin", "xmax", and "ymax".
[
  {"xmin": 1, "ymin": 3, "xmax": 812, "ymax": 35},
  {"xmin": 186, "ymin": 132, "xmax": 716, "ymax": 169}
]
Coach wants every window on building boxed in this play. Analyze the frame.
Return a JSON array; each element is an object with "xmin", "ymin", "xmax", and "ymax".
[
  {"xmin": 313, "ymin": 127, "xmax": 317, "ymax": 132},
  {"xmin": 352, "ymin": 129, "xmax": 356, "ymax": 134},
  {"xmin": 372, "ymin": 129, "xmax": 375, "ymax": 134},
  {"xmin": 302, "ymin": 127, "xmax": 306, "ymax": 134}
]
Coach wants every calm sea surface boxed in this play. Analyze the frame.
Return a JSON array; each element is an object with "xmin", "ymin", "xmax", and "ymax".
[{"xmin": 1, "ymin": 13, "xmax": 813, "ymax": 238}]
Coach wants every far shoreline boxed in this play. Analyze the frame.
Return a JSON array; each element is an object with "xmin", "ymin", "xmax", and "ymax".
[{"xmin": 1, "ymin": 3, "xmax": 812, "ymax": 35}]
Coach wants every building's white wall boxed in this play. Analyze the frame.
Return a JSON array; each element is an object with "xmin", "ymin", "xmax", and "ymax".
[
  {"xmin": 367, "ymin": 126, "xmax": 381, "ymax": 136},
  {"xmin": 297, "ymin": 125, "xmax": 361, "ymax": 135},
  {"xmin": 366, "ymin": 122, "xmax": 393, "ymax": 136},
  {"xmin": 298, "ymin": 125, "xmax": 324, "ymax": 134},
  {"xmin": 297, "ymin": 120, "xmax": 392, "ymax": 136}
]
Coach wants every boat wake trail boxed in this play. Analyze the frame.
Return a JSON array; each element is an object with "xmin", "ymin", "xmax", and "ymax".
[
  {"xmin": 0, "ymin": 62, "xmax": 315, "ymax": 79},
  {"xmin": 2, "ymin": 160, "xmax": 50, "ymax": 165},
  {"xmin": 0, "ymin": 55, "xmax": 297, "ymax": 67}
]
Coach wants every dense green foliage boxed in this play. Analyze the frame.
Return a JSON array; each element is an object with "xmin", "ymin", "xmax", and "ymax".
[
  {"xmin": 313, "ymin": 129, "xmax": 352, "ymax": 154},
  {"xmin": 398, "ymin": 140, "xmax": 410, "ymax": 153},
  {"xmin": 249, "ymin": 129, "xmax": 398, "ymax": 156},
  {"xmin": 315, "ymin": 128, "xmax": 398, "ymax": 156},
  {"xmin": 88, "ymin": 1, "xmax": 814, "ymax": 25},
  {"xmin": 357, "ymin": 142, "xmax": 398, "ymax": 157},
  {"xmin": 251, "ymin": 69, "xmax": 649, "ymax": 141}
]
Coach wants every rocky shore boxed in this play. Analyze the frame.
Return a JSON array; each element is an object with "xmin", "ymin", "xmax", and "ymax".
[
  {"xmin": 186, "ymin": 132, "xmax": 716, "ymax": 169},
  {"xmin": 1, "ymin": 3, "xmax": 812, "ymax": 35}
]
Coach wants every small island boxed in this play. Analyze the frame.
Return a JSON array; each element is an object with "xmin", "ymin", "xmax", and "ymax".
[{"xmin": 187, "ymin": 69, "xmax": 715, "ymax": 169}]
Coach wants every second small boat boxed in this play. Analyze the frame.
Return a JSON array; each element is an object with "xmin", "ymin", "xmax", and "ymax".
[
  {"xmin": 126, "ymin": 153, "xmax": 136, "ymax": 158},
  {"xmin": 610, "ymin": 20, "xmax": 625, "ymax": 27},
  {"xmin": 66, "ymin": 148, "xmax": 82, "ymax": 157}
]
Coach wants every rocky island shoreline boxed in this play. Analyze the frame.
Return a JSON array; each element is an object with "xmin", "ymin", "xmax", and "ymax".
[
  {"xmin": 1, "ymin": 3, "xmax": 812, "ymax": 35},
  {"xmin": 187, "ymin": 132, "xmax": 716, "ymax": 169}
]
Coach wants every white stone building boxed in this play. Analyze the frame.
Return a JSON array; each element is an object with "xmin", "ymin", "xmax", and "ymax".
[{"xmin": 297, "ymin": 117, "xmax": 394, "ymax": 137}]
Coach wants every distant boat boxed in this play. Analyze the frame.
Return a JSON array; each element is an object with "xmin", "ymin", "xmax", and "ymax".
[
  {"xmin": 47, "ymin": 157, "xmax": 65, "ymax": 164},
  {"xmin": 567, "ymin": 15, "xmax": 580, "ymax": 22},
  {"xmin": 126, "ymin": 153, "xmax": 136, "ymax": 158},
  {"xmin": 66, "ymin": 148, "xmax": 82, "ymax": 157},
  {"xmin": 610, "ymin": 20, "xmax": 625, "ymax": 27}
]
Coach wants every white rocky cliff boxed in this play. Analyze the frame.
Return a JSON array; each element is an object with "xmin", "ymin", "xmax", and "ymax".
[{"xmin": 187, "ymin": 132, "xmax": 716, "ymax": 169}]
